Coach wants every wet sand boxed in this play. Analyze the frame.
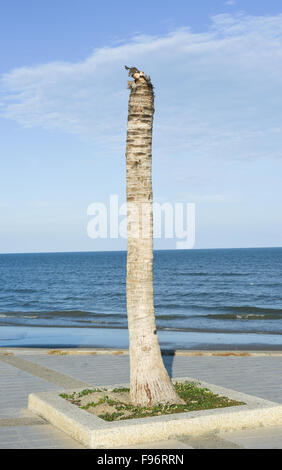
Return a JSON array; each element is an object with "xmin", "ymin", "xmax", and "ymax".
[{"xmin": 1, "ymin": 325, "xmax": 282, "ymax": 351}]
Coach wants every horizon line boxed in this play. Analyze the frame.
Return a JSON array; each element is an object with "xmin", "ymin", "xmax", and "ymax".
[{"xmin": 0, "ymin": 246, "xmax": 281, "ymax": 255}]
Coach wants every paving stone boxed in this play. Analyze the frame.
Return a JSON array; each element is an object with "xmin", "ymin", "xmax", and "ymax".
[
  {"xmin": 176, "ymin": 433, "xmax": 243, "ymax": 449},
  {"xmin": 219, "ymin": 425, "xmax": 282, "ymax": 449},
  {"xmin": 0, "ymin": 424, "xmax": 84, "ymax": 449},
  {"xmin": 0, "ymin": 355, "xmax": 88, "ymax": 389},
  {"xmin": 0, "ymin": 360, "xmax": 59, "ymax": 418},
  {"xmin": 20, "ymin": 354, "xmax": 131, "ymax": 386},
  {"xmin": 119, "ymin": 439, "xmax": 193, "ymax": 449}
]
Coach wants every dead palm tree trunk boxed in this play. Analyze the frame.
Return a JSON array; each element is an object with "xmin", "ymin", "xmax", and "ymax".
[{"xmin": 125, "ymin": 66, "xmax": 182, "ymax": 406}]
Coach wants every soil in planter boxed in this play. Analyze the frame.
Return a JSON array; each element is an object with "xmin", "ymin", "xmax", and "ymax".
[{"xmin": 60, "ymin": 382, "xmax": 245, "ymax": 422}]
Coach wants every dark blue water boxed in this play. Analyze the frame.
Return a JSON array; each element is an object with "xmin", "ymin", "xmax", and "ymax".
[{"xmin": 0, "ymin": 248, "xmax": 282, "ymax": 349}]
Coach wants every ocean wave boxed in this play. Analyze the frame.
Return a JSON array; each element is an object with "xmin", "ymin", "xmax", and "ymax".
[
  {"xmin": 156, "ymin": 314, "xmax": 190, "ymax": 320},
  {"xmin": 203, "ymin": 313, "xmax": 282, "ymax": 321},
  {"xmin": 158, "ymin": 326, "xmax": 282, "ymax": 335},
  {"xmin": 0, "ymin": 310, "xmax": 126, "ymax": 319},
  {"xmin": 14, "ymin": 289, "xmax": 38, "ymax": 294},
  {"xmin": 177, "ymin": 272, "xmax": 249, "ymax": 277},
  {"xmin": 2, "ymin": 306, "xmax": 282, "ymax": 322},
  {"xmin": 155, "ymin": 306, "xmax": 282, "ymax": 321},
  {"xmin": 215, "ymin": 306, "xmax": 282, "ymax": 316}
]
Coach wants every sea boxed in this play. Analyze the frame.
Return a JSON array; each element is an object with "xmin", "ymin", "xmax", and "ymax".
[{"xmin": 0, "ymin": 248, "xmax": 282, "ymax": 350}]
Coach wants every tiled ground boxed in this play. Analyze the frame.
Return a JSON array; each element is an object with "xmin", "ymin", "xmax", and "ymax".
[
  {"xmin": 0, "ymin": 424, "xmax": 84, "ymax": 449},
  {"xmin": 18, "ymin": 353, "xmax": 282, "ymax": 403},
  {"xmin": 0, "ymin": 360, "xmax": 59, "ymax": 418},
  {"xmin": 0, "ymin": 350, "xmax": 282, "ymax": 449}
]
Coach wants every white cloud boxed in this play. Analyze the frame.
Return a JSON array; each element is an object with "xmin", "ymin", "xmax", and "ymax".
[
  {"xmin": 225, "ymin": 0, "xmax": 236, "ymax": 5},
  {"xmin": 1, "ymin": 13, "xmax": 282, "ymax": 160}
]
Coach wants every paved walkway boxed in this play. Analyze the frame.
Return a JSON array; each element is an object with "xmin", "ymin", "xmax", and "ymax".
[{"xmin": 0, "ymin": 348, "xmax": 282, "ymax": 449}]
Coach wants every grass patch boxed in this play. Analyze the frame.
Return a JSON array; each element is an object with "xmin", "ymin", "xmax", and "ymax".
[
  {"xmin": 111, "ymin": 387, "xmax": 130, "ymax": 393},
  {"xmin": 60, "ymin": 382, "xmax": 245, "ymax": 422}
]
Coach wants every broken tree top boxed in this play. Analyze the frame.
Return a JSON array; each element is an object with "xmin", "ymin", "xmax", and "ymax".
[{"xmin": 125, "ymin": 65, "xmax": 153, "ymax": 88}]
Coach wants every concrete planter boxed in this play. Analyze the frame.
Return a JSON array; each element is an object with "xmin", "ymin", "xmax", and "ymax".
[{"xmin": 28, "ymin": 377, "xmax": 282, "ymax": 448}]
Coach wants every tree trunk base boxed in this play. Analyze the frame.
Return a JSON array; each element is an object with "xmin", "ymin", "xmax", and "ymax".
[{"xmin": 130, "ymin": 372, "xmax": 184, "ymax": 407}]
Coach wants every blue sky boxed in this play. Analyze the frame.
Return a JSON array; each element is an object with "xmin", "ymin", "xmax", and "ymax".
[{"xmin": 0, "ymin": 0, "xmax": 282, "ymax": 253}]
